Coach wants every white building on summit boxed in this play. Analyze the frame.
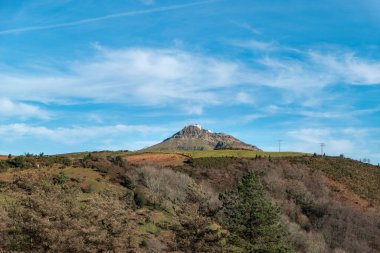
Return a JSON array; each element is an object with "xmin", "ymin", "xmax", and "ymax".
[{"xmin": 193, "ymin": 124, "xmax": 202, "ymax": 130}]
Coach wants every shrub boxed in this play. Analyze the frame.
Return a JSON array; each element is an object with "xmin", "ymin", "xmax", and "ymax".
[
  {"xmin": 133, "ymin": 190, "xmax": 146, "ymax": 208},
  {"xmin": 80, "ymin": 182, "xmax": 95, "ymax": 193},
  {"xmin": 139, "ymin": 166, "xmax": 194, "ymax": 203},
  {"xmin": 175, "ymin": 216, "xmax": 228, "ymax": 252},
  {"xmin": 122, "ymin": 174, "xmax": 135, "ymax": 190},
  {"xmin": 198, "ymin": 181, "xmax": 222, "ymax": 216},
  {"xmin": 139, "ymin": 239, "xmax": 147, "ymax": 248},
  {"xmin": 52, "ymin": 170, "xmax": 68, "ymax": 185}
]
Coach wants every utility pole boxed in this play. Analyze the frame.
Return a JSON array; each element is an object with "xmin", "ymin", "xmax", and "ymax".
[
  {"xmin": 278, "ymin": 140, "xmax": 282, "ymax": 152},
  {"xmin": 320, "ymin": 143, "xmax": 325, "ymax": 156}
]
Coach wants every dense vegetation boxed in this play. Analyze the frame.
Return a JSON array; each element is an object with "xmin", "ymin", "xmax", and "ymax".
[
  {"xmin": 0, "ymin": 152, "xmax": 379, "ymax": 252},
  {"xmin": 220, "ymin": 171, "xmax": 293, "ymax": 252}
]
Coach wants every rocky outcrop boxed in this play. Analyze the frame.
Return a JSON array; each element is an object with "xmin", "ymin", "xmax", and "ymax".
[{"xmin": 144, "ymin": 125, "xmax": 261, "ymax": 151}]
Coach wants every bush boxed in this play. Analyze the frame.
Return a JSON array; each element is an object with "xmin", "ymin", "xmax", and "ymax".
[
  {"xmin": 133, "ymin": 190, "xmax": 146, "ymax": 208},
  {"xmin": 52, "ymin": 170, "xmax": 68, "ymax": 185},
  {"xmin": 139, "ymin": 166, "xmax": 194, "ymax": 203},
  {"xmin": 139, "ymin": 239, "xmax": 148, "ymax": 248},
  {"xmin": 122, "ymin": 174, "xmax": 135, "ymax": 190},
  {"xmin": 176, "ymin": 216, "xmax": 228, "ymax": 252}
]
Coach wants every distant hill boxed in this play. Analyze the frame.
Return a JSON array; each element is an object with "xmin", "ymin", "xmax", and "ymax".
[{"xmin": 143, "ymin": 125, "xmax": 261, "ymax": 151}]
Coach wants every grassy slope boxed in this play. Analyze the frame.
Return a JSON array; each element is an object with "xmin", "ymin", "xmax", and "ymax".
[{"xmin": 180, "ymin": 149, "xmax": 308, "ymax": 158}]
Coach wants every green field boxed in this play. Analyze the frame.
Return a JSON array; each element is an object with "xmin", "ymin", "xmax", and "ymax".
[
  {"xmin": 180, "ymin": 149, "xmax": 308, "ymax": 158},
  {"xmin": 122, "ymin": 149, "xmax": 309, "ymax": 159}
]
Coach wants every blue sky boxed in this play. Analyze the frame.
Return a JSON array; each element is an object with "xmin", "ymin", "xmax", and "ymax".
[{"xmin": 0, "ymin": 0, "xmax": 379, "ymax": 163}]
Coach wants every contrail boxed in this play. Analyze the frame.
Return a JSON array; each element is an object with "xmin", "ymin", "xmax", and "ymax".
[{"xmin": 0, "ymin": 0, "xmax": 220, "ymax": 35}]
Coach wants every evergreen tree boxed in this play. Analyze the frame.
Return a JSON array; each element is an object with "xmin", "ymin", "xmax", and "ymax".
[{"xmin": 220, "ymin": 171, "xmax": 293, "ymax": 253}]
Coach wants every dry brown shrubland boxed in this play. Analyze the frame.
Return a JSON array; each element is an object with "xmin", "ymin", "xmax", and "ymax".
[
  {"xmin": 181, "ymin": 156, "xmax": 380, "ymax": 253},
  {"xmin": 138, "ymin": 166, "xmax": 195, "ymax": 203},
  {"xmin": 0, "ymin": 172, "xmax": 137, "ymax": 252},
  {"xmin": 0, "ymin": 154, "xmax": 379, "ymax": 253}
]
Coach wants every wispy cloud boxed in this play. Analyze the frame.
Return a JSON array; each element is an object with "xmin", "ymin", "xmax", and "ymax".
[
  {"xmin": 287, "ymin": 127, "xmax": 380, "ymax": 161},
  {"xmin": 0, "ymin": 0, "xmax": 220, "ymax": 35},
  {"xmin": 0, "ymin": 35, "xmax": 379, "ymax": 126},
  {"xmin": 241, "ymin": 113, "xmax": 266, "ymax": 123},
  {"xmin": 0, "ymin": 46, "xmax": 243, "ymax": 107},
  {"xmin": 0, "ymin": 123, "xmax": 168, "ymax": 145},
  {"xmin": 236, "ymin": 91, "xmax": 255, "ymax": 104},
  {"xmin": 229, "ymin": 20, "xmax": 261, "ymax": 35},
  {"xmin": 308, "ymin": 51, "xmax": 380, "ymax": 85},
  {"xmin": 0, "ymin": 98, "xmax": 49, "ymax": 120},
  {"xmin": 249, "ymin": 50, "xmax": 380, "ymax": 94},
  {"xmin": 1, "ymin": 45, "xmax": 380, "ymax": 111},
  {"xmin": 236, "ymin": 39, "xmax": 277, "ymax": 51},
  {"xmin": 229, "ymin": 38, "xmax": 380, "ymax": 90}
]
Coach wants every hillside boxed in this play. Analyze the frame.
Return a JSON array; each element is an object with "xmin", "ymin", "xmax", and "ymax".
[
  {"xmin": 144, "ymin": 125, "xmax": 261, "ymax": 151},
  {"xmin": 0, "ymin": 155, "xmax": 9, "ymax": 161},
  {"xmin": 0, "ymin": 152, "xmax": 379, "ymax": 252}
]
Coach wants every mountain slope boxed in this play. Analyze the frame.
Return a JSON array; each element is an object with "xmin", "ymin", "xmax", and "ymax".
[
  {"xmin": 144, "ymin": 125, "xmax": 261, "ymax": 151},
  {"xmin": 0, "ymin": 153, "xmax": 379, "ymax": 252}
]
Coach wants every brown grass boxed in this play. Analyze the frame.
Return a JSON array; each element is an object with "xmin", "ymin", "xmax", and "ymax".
[
  {"xmin": 124, "ymin": 153, "xmax": 189, "ymax": 167},
  {"xmin": 0, "ymin": 156, "xmax": 8, "ymax": 161},
  {"xmin": 324, "ymin": 177, "xmax": 378, "ymax": 213}
]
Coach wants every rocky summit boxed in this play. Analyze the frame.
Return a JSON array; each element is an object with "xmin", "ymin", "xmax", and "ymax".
[{"xmin": 143, "ymin": 125, "xmax": 261, "ymax": 151}]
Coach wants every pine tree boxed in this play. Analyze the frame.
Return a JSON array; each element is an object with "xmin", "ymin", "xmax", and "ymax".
[{"xmin": 220, "ymin": 171, "xmax": 294, "ymax": 253}]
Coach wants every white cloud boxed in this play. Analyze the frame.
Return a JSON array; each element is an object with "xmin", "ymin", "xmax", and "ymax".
[
  {"xmin": 0, "ymin": 47, "xmax": 243, "ymax": 107},
  {"xmin": 229, "ymin": 40, "xmax": 380, "ymax": 92},
  {"xmin": 229, "ymin": 20, "xmax": 261, "ymax": 35},
  {"xmin": 297, "ymin": 110, "xmax": 343, "ymax": 119},
  {"xmin": 287, "ymin": 127, "xmax": 380, "ymax": 162},
  {"xmin": 241, "ymin": 113, "xmax": 266, "ymax": 122},
  {"xmin": 236, "ymin": 91, "xmax": 255, "ymax": 104},
  {"xmin": 253, "ymin": 56, "xmax": 337, "ymax": 89},
  {"xmin": 0, "ymin": 98, "xmax": 49, "ymax": 119},
  {"xmin": 288, "ymin": 128, "xmax": 331, "ymax": 144},
  {"xmin": 184, "ymin": 104, "xmax": 204, "ymax": 115},
  {"xmin": 0, "ymin": 123, "xmax": 167, "ymax": 145},
  {"xmin": 263, "ymin": 105, "xmax": 281, "ymax": 114},
  {"xmin": 308, "ymin": 51, "xmax": 380, "ymax": 85},
  {"xmin": 1, "ymin": 45, "xmax": 379, "ymax": 112},
  {"xmin": 87, "ymin": 114, "xmax": 104, "ymax": 124},
  {"xmin": 234, "ymin": 39, "xmax": 277, "ymax": 51}
]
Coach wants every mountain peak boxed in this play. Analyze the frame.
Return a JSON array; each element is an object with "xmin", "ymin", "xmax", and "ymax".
[
  {"xmin": 143, "ymin": 125, "xmax": 261, "ymax": 151},
  {"xmin": 175, "ymin": 125, "xmax": 208, "ymax": 138}
]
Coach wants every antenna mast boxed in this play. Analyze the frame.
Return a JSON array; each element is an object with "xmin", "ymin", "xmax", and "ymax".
[{"xmin": 320, "ymin": 143, "xmax": 325, "ymax": 155}]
